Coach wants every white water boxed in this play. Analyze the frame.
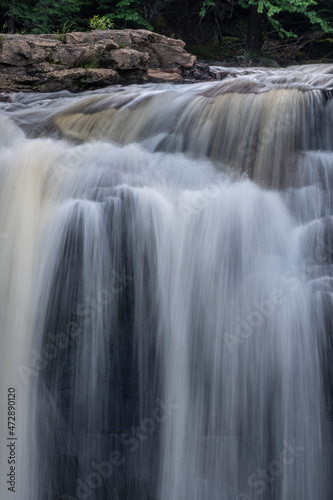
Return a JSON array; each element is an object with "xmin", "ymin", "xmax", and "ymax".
[{"xmin": 0, "ymin": 66, "xmax": 332, "ymax": 499}]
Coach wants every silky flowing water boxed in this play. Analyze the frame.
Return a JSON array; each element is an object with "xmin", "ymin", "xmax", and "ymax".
[{"xmin": 0, "ymin": 64, "xmax": 333, "ymax": 499}]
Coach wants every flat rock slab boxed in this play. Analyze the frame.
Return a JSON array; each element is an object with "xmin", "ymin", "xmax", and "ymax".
[{"xmin": 148, "ymin": 68, "xmax": 183, "ymax": 83}]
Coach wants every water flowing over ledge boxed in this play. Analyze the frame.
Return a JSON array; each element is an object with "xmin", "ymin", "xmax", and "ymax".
[{"xmin": 0, "ymin": 66, "xmax": 333, "ymax": 500}]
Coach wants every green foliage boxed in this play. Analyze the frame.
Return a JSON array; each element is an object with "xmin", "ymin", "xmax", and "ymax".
[
  {"xmin": 96, "ymin": 0, "xmax": 153, "ymax": 30},
  {"xmin": 200, "ymin": 0, "xmax": 333, "ymax": 38},
  {"xmin": 0, "ymin": 0, "xmax": 332, "ymax": 45},
  {"xmin": 53, "ymin": 21, "xmax": 75, "ymax": 34},
  {"xmin": 89, "ymin": 14, "xmax": 114, "ymax": 30},
  {"xmin": 80, "ymin": 55, "xmax": 100, "ymax": 69},
  {"xmin": 29, "ymin": 0, "xmax": 81, "ymax": 34},
  {"xmin": 1, "ymin": 0, "xmax": 81, "ymax": 33},
  {"xmin": 315, "ymin": 0, "xmax": 333, "ymax": 26},
  {"xmin": 199, "ymin": 0, "xmax": 216, "ymax": 18},
  {"xmin": 241, "ymin": 0, "xmax": 333, "ymax": 38},
  {"xmin": 55, "ymin": 33, "xmax": 67, "ymax": 42},
  {"xmin": 46, "ymin": 48, "xmax": 54, "ymax": 63},
  {"xmin": 1, "ymin": 0, "xmax": 33, "ymax": 30}
]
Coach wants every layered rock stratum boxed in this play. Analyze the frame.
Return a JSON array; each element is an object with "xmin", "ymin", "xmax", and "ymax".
[{"xmin": 0, "ymin": 29, "xmax": 197, "ymax": 92}]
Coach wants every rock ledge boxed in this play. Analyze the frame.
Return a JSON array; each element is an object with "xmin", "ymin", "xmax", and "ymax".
[{"xmin": 0, "ymin": 29, "xmax": 197, "ymax": 92}]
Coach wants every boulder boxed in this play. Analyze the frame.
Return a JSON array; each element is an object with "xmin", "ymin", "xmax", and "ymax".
[
  {"xmin": 103, "ymin": 48, "xmax": 150, "ymax": 70},
  {"xmin": 150, "ymin": 43, "xmax": 196, "ymax": 69}
]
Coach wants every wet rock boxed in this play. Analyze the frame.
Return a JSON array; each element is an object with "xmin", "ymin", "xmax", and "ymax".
[
  {"xmin": 183, "ymin": 62, "xmax": 214, "ymax": 82},
  {"xmin": 148, "ymin": 68, "xmax": 182, "ymax": 83},
  {"xmin": 0, "ymin": 91, "xmax": 12, "ymax": 102}
]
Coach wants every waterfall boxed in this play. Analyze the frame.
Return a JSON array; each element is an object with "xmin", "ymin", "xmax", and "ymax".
[{"xmin": 0, "ymin": 65, "xmax": 332, "ymax": 499}]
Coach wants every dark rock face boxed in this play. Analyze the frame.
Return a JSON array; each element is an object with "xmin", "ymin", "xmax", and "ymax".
[{"xmin": 0, "ymin": 30, "xmax": 197, "ymax": 92}]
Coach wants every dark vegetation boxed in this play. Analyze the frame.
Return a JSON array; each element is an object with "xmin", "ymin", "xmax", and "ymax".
[{"xmin": 1, "ymin": 0, "xmax": 333, "ymax": 65}]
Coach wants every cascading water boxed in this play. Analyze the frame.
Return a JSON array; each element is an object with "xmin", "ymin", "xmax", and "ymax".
[{"xmin": 0, "ymin": 65, "xmax": 333, "ymax": 500}]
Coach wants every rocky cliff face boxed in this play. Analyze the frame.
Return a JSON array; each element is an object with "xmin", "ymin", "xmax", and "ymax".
[{"xmin": 0, "ymin": 29, "xmax": 197, "ymax": 92}]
